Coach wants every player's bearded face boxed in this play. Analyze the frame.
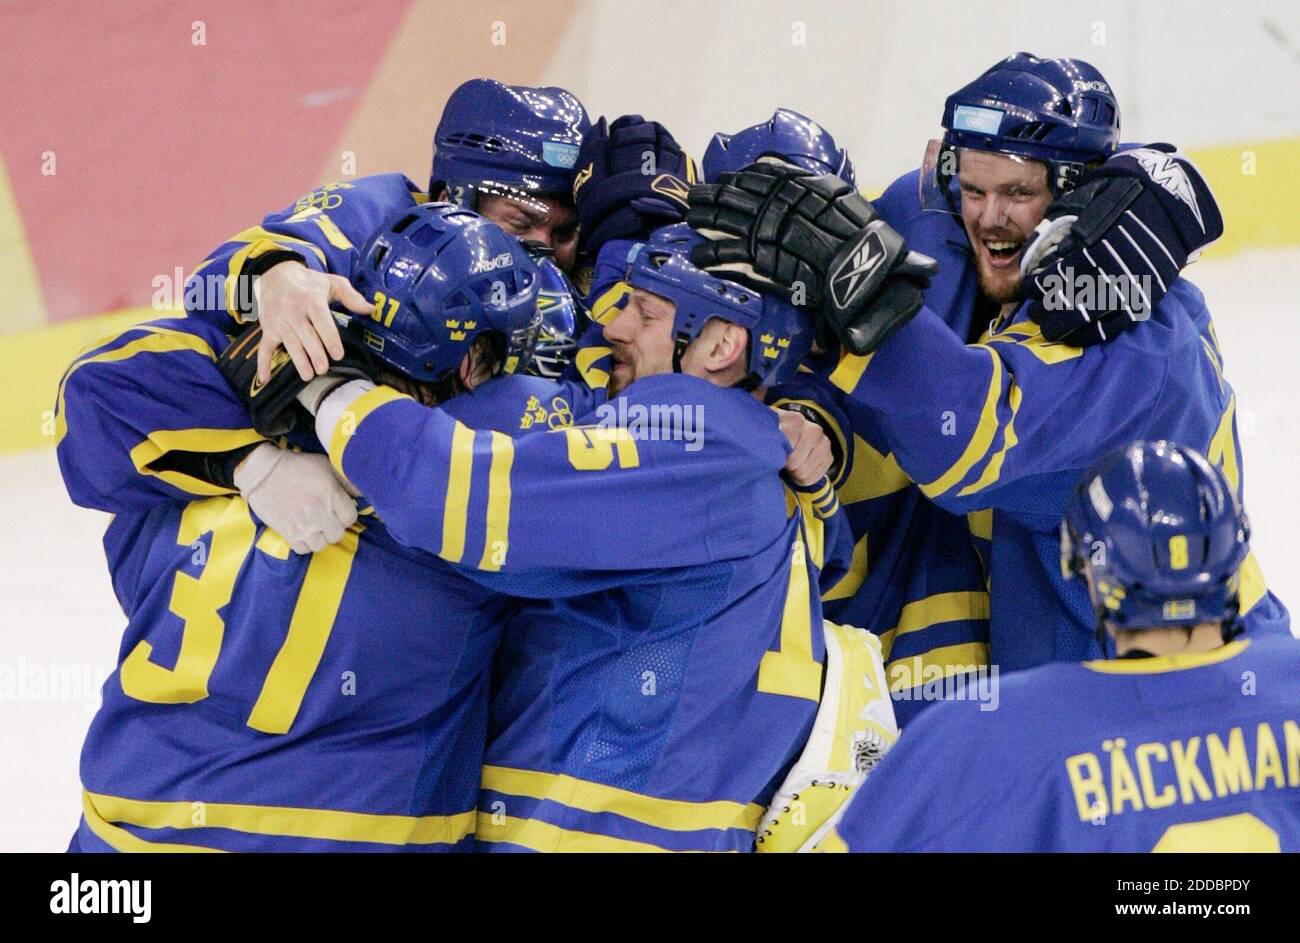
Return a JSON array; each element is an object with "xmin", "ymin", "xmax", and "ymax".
[
  {"xmin": 602, "ymin": 287, "xmax": 678, "ymax": 395},
  {"xmin": 476, "ymin": 193, "xmax": 580, "ymax": 274},
  {"xmin": 957, "ymin": 150, "xmax": 1054, "ymax": 305}
]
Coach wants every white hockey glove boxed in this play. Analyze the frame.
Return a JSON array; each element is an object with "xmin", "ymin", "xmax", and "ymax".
[
  {"xmin": 233, "ymin": 443, "xmax": 358, "ymax": 555},
  {"xmin": 755, "ymin": 622, "xmax": 899, "ymax": 853}
]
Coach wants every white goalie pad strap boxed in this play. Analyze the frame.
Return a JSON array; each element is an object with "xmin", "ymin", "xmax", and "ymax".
[{"xmin": 755, "ymin": 621, "xmax": 899, "ymax": 853}]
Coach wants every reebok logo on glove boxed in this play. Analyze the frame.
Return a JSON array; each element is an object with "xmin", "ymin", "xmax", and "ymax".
[{"xmin": 829, "ymin": 230, "xmax": 887, "ymax": 311}]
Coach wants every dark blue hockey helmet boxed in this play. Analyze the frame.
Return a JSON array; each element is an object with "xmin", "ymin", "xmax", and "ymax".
[
  {"xmin": 430, "ymin": 79, "xmax": 590, "ymax": 209},
  {"xmin": 623, "ymin": 223, "xmax": 813, "ymax": 388},
  {"xmin": 349, "ymin": 203, "xmax": 542, "ymax": 382},
  {"xmin": 1061, "ymin": 440, "xmax": 1250, "ymax": 634},
  {"xmin": 702, "ymin": 108, "xmax": 856, "ymax": 185},
  {"xmin": 518, "ymin": 240, "xmax": 591, "ymax": 379},
  {"xmin": 922, "ymin": 53, "xmax": 1121, "ymax": 211}
]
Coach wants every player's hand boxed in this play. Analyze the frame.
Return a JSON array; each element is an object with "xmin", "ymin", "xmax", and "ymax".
[
  {"xmin": 778, "ymin": 408, "xmax": 834, "ymax": 487},
  {"xmin": 233, "ymin": 444, "xmax": 358, "ymax": 554},
  {"xmin": 254, "ymin": 260, "xmax": 373, "ymax": 382},
  {"xmin": 1019, "ymin": 144, "xmax": 1223, "ymax": 346},
  {"xmin": 574, "ymin": 115, "xmax": 697, "ymax": 257},
  {"xmin": 687, "ymin": 159, "xmax": 938, "ymax": 355}
]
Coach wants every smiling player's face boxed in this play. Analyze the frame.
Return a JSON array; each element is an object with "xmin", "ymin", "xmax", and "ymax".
[{"xmin": 957, "ymin": 149, "xmax": 1054, "ymax": 305}]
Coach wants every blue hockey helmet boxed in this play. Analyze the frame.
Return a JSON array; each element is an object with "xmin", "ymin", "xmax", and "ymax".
[
  {"xmin": 702, "ymin": 108, "xmax": 856, "ymax": 185},
  {"xmin": 922, "ymin": 53, "xmax": 1121, "ymax": 211},
  {"xmin": 1061, "ymin": 440, "xmax": 1250, "ymax": 634},
  {"xmin": 519, "ymin": 240, "xmax": 592, "ymax": 379},
  {"xmin": 623, "ymin": 223, "xmax": 813, "ymax": 388},
  {"xmin": 430, "ymin": 79, "xmax": 591, "ymax": 209},
  {"xmin": 349, "ymin": 203, "xmax": 542, "ymax": 382}
]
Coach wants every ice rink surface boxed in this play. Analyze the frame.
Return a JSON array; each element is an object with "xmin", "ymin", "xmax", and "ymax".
[{"xmin": 2, "ymin": 247, "xmax": 1297, "ymax": 850}]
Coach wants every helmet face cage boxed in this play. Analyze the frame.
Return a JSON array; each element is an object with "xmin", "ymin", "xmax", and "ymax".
[
  {"xmin": 525, "ymin": 255, "xmax": 591, "ymax": 379},
  {"xmin": 350, "ymin": 204, "xmax": 542, "ymax": 383},
  {"xmin": 1060, "ymin": 440, "xmax": 1251, "ymax": 636},
  {"xmin": 430, "ymin": 79, "xmax": 590, "ymax": 207},
  {"xmin": 921, "ymin": 53, "xmax": 1120, "ymax": 214},
  {"xmin": 703, "ymin": 108, "xmax": 856, "ymax": 186},
  {"xmin": 625, "ymin": 224, "xmax": 813, "ymax": 388}
]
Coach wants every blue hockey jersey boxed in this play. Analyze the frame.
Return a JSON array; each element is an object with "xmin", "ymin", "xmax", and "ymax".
[
  {"xmin": 324, "ymin": 373, "xmax": 851, "ymax": 851},
  {"xmin": 826, "ymin": 634, "xmax": 1300, "ymax": 852},
  {"xmin": 822, "ymin": 168, "xmax": 1290, "ymax": 671},
  {"xmin": 54, "ymin": 314, "xmax": 596, "ymax": 851},
  {"xmin": 184, "ymin": 173, "xmax": 428, "ymax": 331},
  {"xmin": 569, "ymin": 236, "xmax": 990, "ymax": 726}
]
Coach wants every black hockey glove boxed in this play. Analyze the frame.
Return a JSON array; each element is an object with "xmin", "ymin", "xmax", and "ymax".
[
  {"xmin": 1020, "ymin": 143, "xmax": 1224, "ymax": 346},
  {"xmin": 687, "ymin": 160, "xmax": 938, "ymax": 355},
  {"xmin": 218, "ymin": 317, "xmax": 380, "ymax": 436}
]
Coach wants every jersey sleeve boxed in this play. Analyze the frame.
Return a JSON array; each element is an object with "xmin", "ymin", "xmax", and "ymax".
[
  {"xmin": 826, "ymin": 304, "xmax": 1168, "ymax": 518},
  {"xmin": 54, "ymin": 317, "xmax": 267, "ymax": 512},
  {"xmin": 183, "ymin": 174, "xmax": 425, "ymax": 330},
  {"xmin": 325, "ymin": 375, "xmax": 792, "ymax": 580}
]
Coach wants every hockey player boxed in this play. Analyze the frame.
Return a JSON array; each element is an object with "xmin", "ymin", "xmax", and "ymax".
[
  {"xmin": 58, "ymin": 208, "xmax": 588, "ymax": 851},
  {"xmin": 175, "ymin": 78, "xmax": 590, "ymax": 553},
  {"xmin": 824, "ymin": 441, "xmax": 1300, "ymax": 852},
  {"xmin": 687, "ymin": 53, "xmax": 1290, "ymax": 671},
  {"xmin": 251, "ymin": 225, "xmax": 862, "ymax": 851},
  {"xmin": 700, "ymin": 109, "xmax": 992, "ymax": 723},
  {"xmin": 186, "ymin": 78, "xmax": 591, "ymax": 384}
]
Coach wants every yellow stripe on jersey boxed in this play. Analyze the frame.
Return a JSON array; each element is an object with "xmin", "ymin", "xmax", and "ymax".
[
  {"xmin": 877, "ymin": 591, "xmax": 990, "ymax": 661},
  {"xmin": 326, "ymin": 384, "xmax": 410, "ymax": 481},
  {"xmin": 837, "ymin": 434, "xmax": 911, "ymax": 505},
  {"xmin": 480, "ymin": 765, "xmax": 766, "ymax": 834},
  {"xmin": 758, "ymin": 537, "xmax": 824, "ymax": 702},
  {"xmin": 310, "ymin": 213, "xmax": 354, "ymax": 250},
  {"xmin": 958, "ymin": 382, "xmax": 1023, "ymax": 497},
  {"xmin": 822, "ymin": 532, "xmax": 867, "ymax": 603},
  {"xmin": 887, "ymin": 642, "xmax": 991, "ymax": 693},
  {"xmin": 574, "ymin": 345, "xmax": 611, "ymax": 392},
  {"xmin": 128, "ymin": 426, "xmax": 267, "ymax": 497},
  {"xmin": 920, "ymin": 347, "xmax": 1004, "ymax": 499},
  {"xmin": 55, "ymin": 324, "xmax": 221, "ymax": 444},
  {"xmin": 475, "ymin": 813, "xmax": 676, "ymax": 853},
  {"xmin": 967, "ymin": 508, "xmax": 993, "ymax": 541},
  {"xmin": 477, "ymin": 431, "xmax": 515, "ymax": 571},
  {"xmin": 247, "ymin": 529, "xmax": 361, "ymax": 734},
  {"xmin": 828, "ymin": 350, "xmax": 873, "ymax": 394},
  {"xmin": 82, "ymin": 792, "xmax": 226, "ymax": 853},
  {"xmin": 590, "ymin": 280, "xmax": 631, "ymax": 326},
  {"xmin": 1082, "ymin": 639, "xmax": 1249, "ymax": 675},
  {"xmin": 1206, "ymin": 395, "xmax": 1241, "ymax": 494},
  {"xmin": 84, "ymin": 790, "xmax": 476, "ymax": 848},
  {"xmin": 438, "ymin": 422, "xmax": 476, "ymax": 563}
]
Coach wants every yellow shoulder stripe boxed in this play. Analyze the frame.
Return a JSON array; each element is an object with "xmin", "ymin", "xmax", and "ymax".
[
  {"xmin": 838, "ymin": 434, "xmax": 910, "ymax": 504},
  {"xmin": 957, "ymin": 382, "xmax": 1023, "ymax": 497},
  {"xmin": 55, "ymin": 324, "xmax": 219, "ymax": 444},
  {"xmin": 326, "ymin": 384, "xmax": 410, "ymax": 481},
  {"xmin": 481, "ymin": 765, "xmax": 765, "ymax": 834},
  {"xmin": 919, "ymin": 347, "xmax": 1003, "ymax": 499}
]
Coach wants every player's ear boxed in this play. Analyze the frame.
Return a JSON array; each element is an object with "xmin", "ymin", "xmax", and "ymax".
[{"xmin": 711, "ymin": 321, "xmax": 749, "ymax": 374}]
